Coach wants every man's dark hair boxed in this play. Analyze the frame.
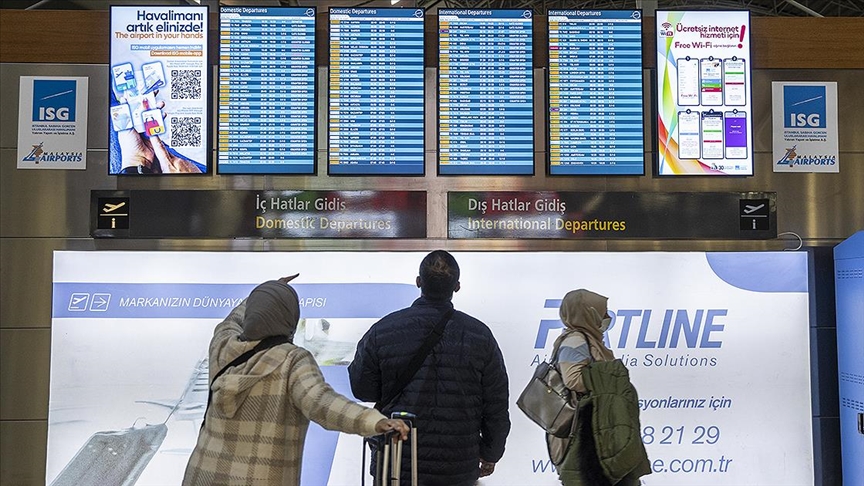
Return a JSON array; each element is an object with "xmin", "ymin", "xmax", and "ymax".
[{"xmin": 418, "ymin": 250, "xmax": 460, "ymax": 300}]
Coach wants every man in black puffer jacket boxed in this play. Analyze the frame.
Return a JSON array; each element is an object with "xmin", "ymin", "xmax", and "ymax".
[{"xmin": 349, "ymin": 250, "xmax": 511, "ymax": 486}]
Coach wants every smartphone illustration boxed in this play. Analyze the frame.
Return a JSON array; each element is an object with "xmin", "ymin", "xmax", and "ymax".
[
  {"xmin": 141, "ymin": 61, "xmax": 166, "ymax": 94},
  {"xmin": 677, "ymin": 57, "xmax": 700, "ymax": 106},
  {"xmin": 723, "ymin": 57, "xmax": 746, "ymax": 106},
  {"xmin": 701, "ymin": 110, "xmax": 724, "ymax": 159},
  {"xmin": 677, "ymin": 109, "xmax": 701, "ymax": 159},
  {"xmin": 700, "ymin": 57, "xmax": 723, "ymax": 106},
  {"xmin": 110, "ymin": 104, "xmax": 134, "ymax": 132},
  {"xmin": 724, "ymin": 110, "xmax": 748, "ymax": 159},
  {"xmin": 50, "ymin": 424, "xmax": 167, "ymax": 486},
  {"xmin": 142, "ymin": 108, "xmax": 166, "ymax": 137},
  {"xmin": 112, "ymin": 62, "xmax": 136, "ymax": 93},
  {"xmin": 128, "ymin": 93, "xmax": 158, "ymax": 134}
]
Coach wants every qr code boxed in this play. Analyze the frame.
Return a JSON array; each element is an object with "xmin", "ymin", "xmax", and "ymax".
[
  {"xmin": 170, "ymin": 116, "xmax": 201, "ymax": 147},
  {"xmin": 170, "ymin": 69, "xmax": 201, "ymax": 100}
]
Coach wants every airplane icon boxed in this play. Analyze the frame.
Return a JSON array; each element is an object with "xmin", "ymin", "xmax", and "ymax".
[
  {"xmin": 743, "ymin": 203, "xmax": 765, "ymax": 214},
  {"xmin": 68, "ymin": 293, "xmax": 89, "ymax": 311},
  {"xmin": 102, "ymin": 202, "xmax": 126, "ymax": 213}
]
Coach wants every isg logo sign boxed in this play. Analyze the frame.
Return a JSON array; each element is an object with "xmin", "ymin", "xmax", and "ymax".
[
  {"xmin": 783, "ymin": 85, "xmax": 825, "ymax": 128},
  {"xmin": 32, "ymin": 79, "xmax": 77, "ymax": 122}
]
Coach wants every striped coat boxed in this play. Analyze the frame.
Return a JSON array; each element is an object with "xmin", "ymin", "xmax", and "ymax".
[{"xmin": 183, "ymin": 301, "xmax": 385, "ymax": 485}]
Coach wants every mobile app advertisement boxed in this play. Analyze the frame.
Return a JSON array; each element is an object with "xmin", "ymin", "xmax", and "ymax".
[
  {"xmin": 48, "ymin": 251, "xmax": 813, "ymax": 486},
  {"xmin": 109, "ymin": 6, "xmax": 208, "ymax": 175},
  {"xmin": 656, "ymin": 11, "xmax": 753, "ymax": 175}
]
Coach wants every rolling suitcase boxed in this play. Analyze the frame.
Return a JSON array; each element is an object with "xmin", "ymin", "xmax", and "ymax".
[{"xmin": 377, "ymin": 412, "xmax": 418, "ymax": 486}]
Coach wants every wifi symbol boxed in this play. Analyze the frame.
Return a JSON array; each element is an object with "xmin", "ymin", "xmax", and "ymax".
[{"xmin": 662, "ymin": 22, "xmax": 672, "ymax": 29}]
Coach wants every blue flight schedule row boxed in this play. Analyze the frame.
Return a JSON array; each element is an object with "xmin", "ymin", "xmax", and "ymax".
[
  {"xmin": 438, "ymin": 10, "xmax": 534, "ymax": 175},
  {"xmin": 218, "ymin": 7, "xmax": 317, "ymax": 174},
  {"xmin": 548, "ymin": 10, "xmax": 645, "ymax": 175},
  {"xmin": 328, "ymin": 8, "xmax": 426, "ymax": 175}
]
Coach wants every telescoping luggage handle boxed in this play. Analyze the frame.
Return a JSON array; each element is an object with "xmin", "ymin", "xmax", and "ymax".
[{"xmin": 380, "ymin": 412, "xmax": 418, "ymax": 486}]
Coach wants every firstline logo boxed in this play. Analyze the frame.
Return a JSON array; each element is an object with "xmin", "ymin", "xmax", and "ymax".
[{"xmin": 533, "ymin": 300, "xmax": 727, "ymax": 350}]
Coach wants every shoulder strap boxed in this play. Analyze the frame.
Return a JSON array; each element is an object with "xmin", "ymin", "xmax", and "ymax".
[
  {"xmin": 202, "ymin": 334, "xmax": 290, "ymax": 427},
  {"xmin": 577, "ymin": 331, "xmax": 596, "ymax": 363},
  {"xmin": 552, "ymin": 331, "xmax": 595, "ymax": 365},
  {"xmin": 376, "ymin": 308, "xmax": 454, "ymax": 411}
]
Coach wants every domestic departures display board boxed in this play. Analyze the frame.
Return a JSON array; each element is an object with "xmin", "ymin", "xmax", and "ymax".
[
  {"xmin": 656, "ymin": 11, "xmax": 753, "ymax": 175},
  {"xmin": 438, "ymin": 9, "xmax": 534, "ymax": 175},
  {"xmin": 218, "ymin": 7, "xmax": 316, "ymax": 174},
  {"xmin": 547, "ymin": 10, "xmax": 644, "ymax": 175},
  {"xmin": 328, "ymin": 8, "xmax": 426, "ymax": 176}
]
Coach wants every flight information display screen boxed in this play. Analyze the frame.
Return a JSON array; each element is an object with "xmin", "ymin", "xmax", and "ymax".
[
  {"xmin": 548, "ymin": 10, "xmax": 644, "ymax": 175},
  {"xmin": 218, "ymin": 7, "xmax": 316, "ymax": 174},
  {"xmin": 438, "ymin": 9, "xmax": 534, "ymax": 175},
  {"xmin": 328, "ymin": 8, "xmax": 425, "ymax": 176}
]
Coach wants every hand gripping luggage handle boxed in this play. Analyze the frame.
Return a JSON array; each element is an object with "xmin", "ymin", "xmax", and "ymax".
[{"xmin": 381, "ymin": 412, "xmax": 417, "ymax": 486}]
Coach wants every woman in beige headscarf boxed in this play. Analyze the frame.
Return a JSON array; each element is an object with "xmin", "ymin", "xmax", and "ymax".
[
  {"xmin": 547, "ymin": 289, "xmax": 619, "ymax": 486},
  {"xmin": 184, "ymin": 275, "xmax": 408, "ymax": 486}
]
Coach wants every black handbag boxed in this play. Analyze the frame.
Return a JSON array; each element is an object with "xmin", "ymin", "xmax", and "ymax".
[{"xmin": 517, "ymin": 356, "xmax": 576, "ymax": 438}]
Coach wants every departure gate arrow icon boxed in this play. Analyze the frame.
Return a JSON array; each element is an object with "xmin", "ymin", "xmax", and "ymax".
[{"xmin": 90, "ymin": 293, "xmax": 111, "ymax": 311}]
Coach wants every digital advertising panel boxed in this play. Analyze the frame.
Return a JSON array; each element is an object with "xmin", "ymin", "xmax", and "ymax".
[
  {"xmin": 218, "ymin": 7, "xmax": 316, "ymax": 174},
  {"xmin": 109, "ymin": 6, "xmax": 209, "ymax": 175},
  {"xmin": 547, "ymin": 10, "xmax": 644, "ymax": 175},
  {"xmin": 438, "ymin": 9, "xmax": 534, "ymax": 175},
  {"xmin": 656, "ymin": 11, "xmax": 752, "ymax": 176},
  {"xmin": 328, "ymin": 8, "xmax": 425, "ymax": 176},
  {"xmin": 48, "ymin": 251, "xmax": 812, "ymax": 486}
]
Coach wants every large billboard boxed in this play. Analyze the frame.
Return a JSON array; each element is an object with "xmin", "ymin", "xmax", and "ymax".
[{"xmin": 48, "ymin": 251, "xmax": 812, "ymax": 485}]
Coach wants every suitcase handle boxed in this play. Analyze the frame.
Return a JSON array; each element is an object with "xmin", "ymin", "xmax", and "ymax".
[
  {"xmin": 380, "ymin": 412, "xmax": 418, "ymax": 486},
  {"xmin": 390, "ymin": 411, "xmax": 417, "ymax": 426}
]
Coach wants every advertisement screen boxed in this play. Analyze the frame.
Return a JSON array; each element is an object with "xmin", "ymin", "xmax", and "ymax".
[
  {"xmin": 109, "ymin": 6, "xmax": 209, "ymax": 175},
  {"xmin": 48, "ymin": 251, "xmax": 812, "ymax": 486},
  {"xmin": 327, "ymin": 8, "xmax": 425, "ymax": 176},
  {"xmin": 656, "ymin": 11, "xmax": 753, "ymax": 176},
  {"xmin": 438, "ymin": 10, "xmax": 534, "ymax": 175},
  {"xmin": 218, "ymin": 7, "xmax": 316, "ymax": 174},
  {"xmin": 547, "ymin": 10, "xmax": 644, "ymax": 175}
]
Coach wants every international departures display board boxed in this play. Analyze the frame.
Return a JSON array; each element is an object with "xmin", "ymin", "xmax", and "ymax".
[
  {"xmin": 547, "ymin": 10, "xmax": 644, "ymax": 175},
  {"xmin": 438, "ymin": 9, "xmax": 534, "ymax": 175},
  {"xmin": 218, "ymin": 7, "xmax": 316, "ymax": 174},
  {"xmin": 328, "ymin": 8, "xmax": 426, "ymax": 176}
]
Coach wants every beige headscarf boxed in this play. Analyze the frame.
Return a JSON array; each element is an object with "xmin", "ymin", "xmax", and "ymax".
[{"xmin": 556, "ymin": 289, "xmax": 615, "ymax": 361}]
